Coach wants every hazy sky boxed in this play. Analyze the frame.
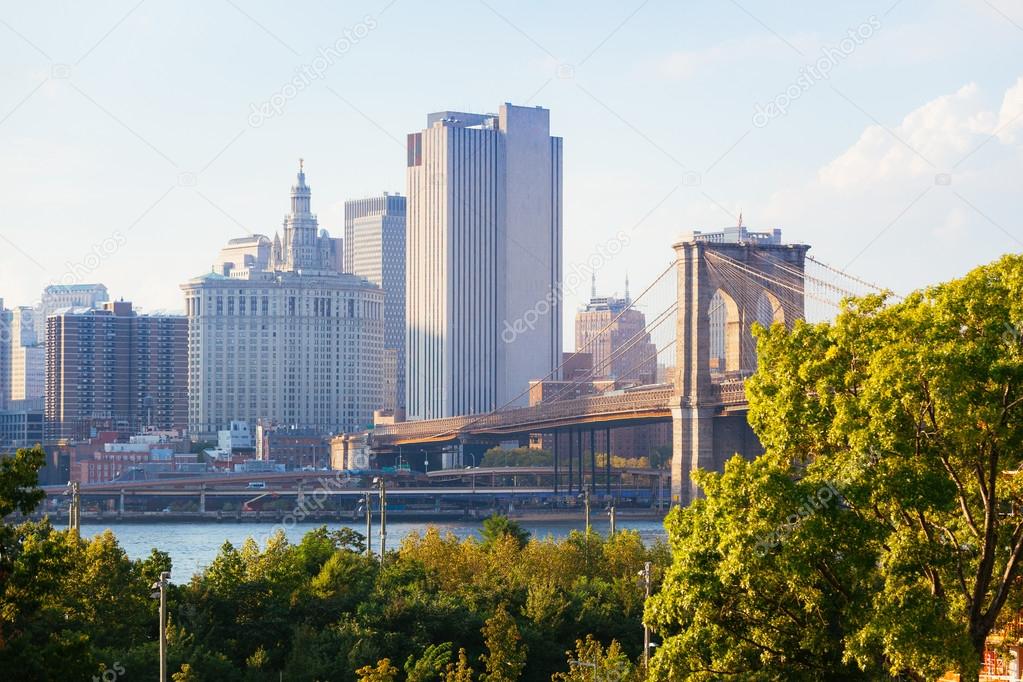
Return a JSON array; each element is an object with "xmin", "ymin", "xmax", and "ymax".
[{"xmin": 2, "ymin": 0, "xmax": 1022, "ymax": 339}]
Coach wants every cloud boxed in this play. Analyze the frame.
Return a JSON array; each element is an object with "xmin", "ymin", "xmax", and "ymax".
[{"xmin": 760, "ymin": 76, "xmax": 1023, "ymax": 294}]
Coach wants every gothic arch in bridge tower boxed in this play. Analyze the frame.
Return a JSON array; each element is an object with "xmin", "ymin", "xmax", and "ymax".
[{"xmin": 671, "ymin": 234, "xmax": 810, "ymax": 506}]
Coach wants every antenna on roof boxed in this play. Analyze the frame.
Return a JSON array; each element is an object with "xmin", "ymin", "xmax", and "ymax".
[
  {"xmin": 591, "ymin": 272, "xmax": 596, "ymax": 299},
  {"xmin": 737, "ymin": 211, "xmax": 743, "ymax": 227}
]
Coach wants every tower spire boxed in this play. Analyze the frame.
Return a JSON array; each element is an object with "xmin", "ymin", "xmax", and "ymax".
[
  {"xmin": 591, "ymin": 272, "xmax": 596, "ymax": 299},
  {"xmin": 625, "ymin": 273, "xmax": 630, "ymax": 304}
]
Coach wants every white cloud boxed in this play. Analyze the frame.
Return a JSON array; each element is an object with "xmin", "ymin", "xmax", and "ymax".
[{"xmin": 760, "ymin": 76, "xmax": 1023, "ymax": 294}]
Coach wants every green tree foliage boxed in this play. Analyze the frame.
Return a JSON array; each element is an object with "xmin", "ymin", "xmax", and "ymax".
[
  {"xmin": 480, "ymin": 447, "xmax": 552, "ymax": 468},
  {"xmin": 479, "ymin": 604, "xmax": 526, "ymax": 682},
  {"xmin": 479, "ymin": 514, "xmax": 530, "ymax": 549},
  {"xmin": 0, "ymin": 437, "xmax": 664, "ymax": 680},
  {"xmin": 551, "ymin": 635, "xmax": 635, "ymax": 682},
  {"xmin": 648, "ymin": 254, "xmax": 1023, "ymax": 681},
  {"xmin": 0, "ymin": 445, "xmax": 46, "ymax": 571}
]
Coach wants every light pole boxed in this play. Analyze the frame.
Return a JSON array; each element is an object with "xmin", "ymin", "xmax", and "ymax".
[
  {"xmin": 607, "ymin": 504, "xmax": 616, "ymax": 537},
  {"xmin": 358, "ymin": 492, "xmax": 372, "ymax": 558},
  {"xmin": 373, "ymin": 477, "xmax": 386, "ymax": 559},
  {"xmin": 579, "ymin": 489, "xmax": 591, "ymax": 535},
  {"xmin": 67, "ymin": 481, "xmax": 80, "ymax": 538},
  {"xmin": 640, "ymin": 561, "xmax": 651, "ymax": 670},
  {"xmin": 150, "ymin": 570, "xmax": 170, "ymax": 682}
]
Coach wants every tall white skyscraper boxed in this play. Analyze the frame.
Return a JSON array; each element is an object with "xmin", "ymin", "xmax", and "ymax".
[
  {"xmin": 344, "ymin": 193, "xmax": 407, "ymax": 412},
  {"xmin": 0, "ymin": 302, "xmax": 44, "ymax": 408},
  {"xmin": 182, "ymin": 162, "xmax": 383, "ymax": 438},
  {"xmin": 9, "ymin": 307, "xmax": 43, "ymax": 402},
  {"xmin": 406, "ymin": 103, "xmax": 563, "ymax": 419}
]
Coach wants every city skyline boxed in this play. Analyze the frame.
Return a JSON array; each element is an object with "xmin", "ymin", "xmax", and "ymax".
[{"xmin": 3, "ymin": 1, "xmax": 1021, "ymax": 346}]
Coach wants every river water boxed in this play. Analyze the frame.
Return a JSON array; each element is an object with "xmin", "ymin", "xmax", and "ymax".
[{"xmin": 80, "ymin": 519, "xmax": 668, "ymax": 580}]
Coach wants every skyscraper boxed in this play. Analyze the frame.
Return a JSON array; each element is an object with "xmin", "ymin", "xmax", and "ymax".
[
  {"xmin": 8, "ymin": 306, "xmax": 44, "ymax": 402},
  {"xmin": 38, "ymin": 284, "xmax": 109, "ymax": 338},
  {"xmin": 182, "ymin": 162, "xmax": 383, "ymax": 438},
  {"xmin": 574, "ymin": 277, "xmax": 657, "ymax": 386},
  {"xmin": 406, "ymin": 103, "xmax": 563, "ymax": 419},
  {"xmin": 268, "ymin": 160, "xmax": 343, "ymax": 274},
  {"xmin": 44, "ymin": 300, "xmax": 187, "ymax": 441},
  {"xmin": 344, "ymin": 193, "xmax": 407, "ymax": 411}
]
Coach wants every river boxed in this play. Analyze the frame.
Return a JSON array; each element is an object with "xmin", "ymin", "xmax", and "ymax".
[{"xmin": 80, "ymin": 518, "xmax": 668, "ymax": 580}]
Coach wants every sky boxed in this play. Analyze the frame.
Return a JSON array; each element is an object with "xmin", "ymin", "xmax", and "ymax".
[{"xmin": 2, "ymin": 0, "xmax": 1022, "ymax": 342}]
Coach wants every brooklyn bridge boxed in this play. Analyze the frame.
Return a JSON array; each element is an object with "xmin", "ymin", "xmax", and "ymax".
[{"xmin": 358, "ymin": 226, "xmax": 888, "ymax": 505}]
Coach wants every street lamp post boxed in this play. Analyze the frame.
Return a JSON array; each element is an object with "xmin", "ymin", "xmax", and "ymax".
[
  {"xmin": 359, "ymin": 492, "xmax": 372, "ymax": 558},
  {"xmin": 640, "ymin": 561, "xmax": 651, "ymax": 669},
  {"xmin": 150, "ymin": 570, "xmax": 170, "ymax": 682},
  {"xmin": 579, "ymin": 489, "xmax": 591, "ymax": 535},
  {"xmin": 373, "ymin": 477, "xmax": 387, "ymax": 559},
  {"xmin": 607, "ymin": 504, "xmax": 616, "ymax": 537},
  {"xmin": 67, "ymin": 481, "xmax": 80, "ymax": 538}
]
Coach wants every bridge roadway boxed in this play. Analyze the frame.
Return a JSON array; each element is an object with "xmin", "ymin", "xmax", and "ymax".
[
  {"xmin": 370, "ymin": 387, "xmax": 676, "ymax": 448},
  {"xmin": 369, "ymin": 380, "xmax": 747, "ymax": 449}
]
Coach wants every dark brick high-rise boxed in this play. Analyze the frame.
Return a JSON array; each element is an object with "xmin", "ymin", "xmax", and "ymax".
[{"xmin": 45, "ymin": 301, "xmax": 186, "ymax": 440}]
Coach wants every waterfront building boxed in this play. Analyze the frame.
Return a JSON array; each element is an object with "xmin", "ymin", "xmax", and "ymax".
[
  {"xmin": 344, "ymin": 193, "xmax": 407, "ymax": 411},
  {"xmin": 44, "ymin": 300, "xmax": 187, "ymax": 441},
  {"xmin": 406, "ymin": 103, "xmax": 563, "ymax": 419},
  {"xmin": 0, "ymin": 398, "xmax": 44, "ymax": 450},
  {"xmin": 181, "ymin": 162, "xmax": 383, "ymax": 438}
]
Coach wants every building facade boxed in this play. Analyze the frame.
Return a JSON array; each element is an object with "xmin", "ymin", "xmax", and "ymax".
[
  {"xmin": 344, "ymin": 192, "xmax": 407, "ymax": 411},
  {"xmin": 44, "ymin": 301, "xmax": 187, "ymax": 441},
  {"xmin": 181, "ymin": 163, "xmax": 384, "ymax": 438},
  {"xmin": 38, "ymin": 284, "xmax": 109, "ymax": 340},
  {"xmin": 574, "ymin": 279, "xmax": 657, "ymax": 386},
  {"xmin": 406, "ymin": 103, "xmax": 563, "ymax": 419}
]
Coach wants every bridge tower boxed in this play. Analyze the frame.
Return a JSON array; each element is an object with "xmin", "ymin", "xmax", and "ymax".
[{"xmin": 670, "ymin": 228, "xmax": 809, "ymax": 505}]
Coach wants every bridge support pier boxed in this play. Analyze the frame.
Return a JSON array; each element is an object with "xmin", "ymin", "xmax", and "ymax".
[
  {"xmin": 568, "ymin": 431, "xmax": 574, "ymax": 494},
  {"xmin": 553, "ymin": 432, "xmax": 560, "ymax": 494},
  {"xmin": 605, "ymin": 427, "xmax": 611, "ymax": 497},
  {"xmin": 199, "ymin": 484, "xmax": 206, "ymax": 514},
  {"xmin": 118, "ymin": 489, "xmax": 125, "ymax": 515},
  {"xmin": 589, "ymin": 430, "xmax": 596, "ymax": 495}
]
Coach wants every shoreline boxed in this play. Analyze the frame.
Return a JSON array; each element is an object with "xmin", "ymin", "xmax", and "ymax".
[{"xmin": 47, "ymin": 508, "xmax": 669, "ymax": 526}]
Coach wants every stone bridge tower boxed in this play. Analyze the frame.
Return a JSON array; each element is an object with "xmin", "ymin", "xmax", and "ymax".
[{"xmin": 670, "ymin": 226, "xmax": 809, "ymax": 505}]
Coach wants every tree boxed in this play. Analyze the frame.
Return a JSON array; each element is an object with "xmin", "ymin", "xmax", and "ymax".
[
  {"xmin": 479, "ymin": 604, "xmax": 527, "ymax": 682},
  {"xmin": 551, "ymin": 635, "xmax": 635, "ymax": 681},
  {"xmin": 481, "ymin": 447, "xmax": 552, "ymax": 468},
  {"xmin": 443, "ymin": 648, "xmax": 476, "ymax": 682},
  {"xmin": 649, "ymin": 254, "xmax": 1023, "ymax": 681},
  {"xmin": 356, "ymin": 658, "xmax": 399, "ymax": 682},
  {"xmin": 0, "ymin": 445, "xmax": 46, "ymax": 572},
  {"xmin": 480, "ymin": 515, "xmax": 530, "ymax": 550},
  {"xmin": 405, "ymin": 642, "xmax": 453, "ymax": 682}
]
